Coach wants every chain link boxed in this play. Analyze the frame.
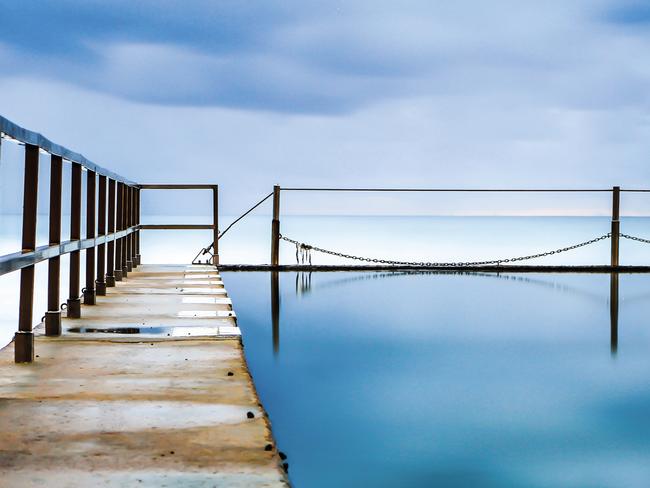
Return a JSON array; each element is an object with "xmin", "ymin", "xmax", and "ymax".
[
  {"xmin": 279, "ymin": 233, "xmax": 612, "ymax": 267},
  {"xmin": 621, "ymin": 233, "xmax": 650, "ymax": 244}
]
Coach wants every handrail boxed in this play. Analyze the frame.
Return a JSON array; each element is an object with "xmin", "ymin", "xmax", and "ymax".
[
  {"xmin": 281, "ymin": 187, "xmax": 644, "ymax": 192},
  {"xmin": 268, "ymin": 185, "xmax": 650, "ymax": 267},
  {"xmin": 0, "ymin": 114, "xmax": 219, "ymax": 364},
  {"xmin": 0, "ymin": 226, "xmax": 140, "ymax": 276},
  {"xmin": 139, "ymin": 184, "xmax": 217, "ymax": 190},
  {"xmin": 0, "ymin": 115, "xmax": 136, "ymax": 186}
]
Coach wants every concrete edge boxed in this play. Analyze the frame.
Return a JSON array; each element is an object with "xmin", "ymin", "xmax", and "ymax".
[{"xmin": 236, "ymin": 337, "xmax": 292, "ymax": 486}]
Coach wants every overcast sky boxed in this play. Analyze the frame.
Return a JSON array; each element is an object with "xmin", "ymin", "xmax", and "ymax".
[{"xmin": 1, "ymin": 0, "xmax": 649, "ymax": 215}]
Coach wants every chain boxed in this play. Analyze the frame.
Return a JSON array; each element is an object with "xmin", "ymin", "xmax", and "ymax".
[
  {"xmin": 279, "ymin": 233, "xmax": 612, "ymax": 267},
  {"xmin": 621, "ymin": 233, "xmax": 650, "ymax": 244}
]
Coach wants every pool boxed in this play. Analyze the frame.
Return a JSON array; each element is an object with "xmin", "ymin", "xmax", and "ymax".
[{"xmin": 223, "ymin": 271, "xmax": 650, "ymax": 488}]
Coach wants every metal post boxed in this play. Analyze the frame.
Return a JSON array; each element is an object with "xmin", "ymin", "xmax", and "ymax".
[
  {"xmin": 135, "ymin": 187, "xmax": 141, "ymax": 265},
  {"xmin": 67, "ymin": 162, "xmax": 82, "ymax": 318},
  {"xmin": 128, "ymin": 186, "xmax": 135, "ymax": 270},
  {"xmin": 106, "ymin": 179, "xmax": 117, "ymax": 286},
  {"xmin": 271, "ymin": 185, "xmax": 280, "ymax": 266},
  {"xmin": 123, "ymin": 185, "xmax": 131, "ymax": 275},
  {"xmin": 114, "ymin": 182, "xmax": 123, "ymax": 281},
  {"xmin": 96, "ymin": 175, "xmax": 107, "ymax": 295},
  {"xmin": 15, "ymin": 144, "xmax": 39, "ymax": 363},
  {"xmin": 611, "ymin": 186, "xmax": 620, "ymax": 268},
  {"xmin": 130, "ymin": 186, "xmax": 137, "ymax": 268},
  {"xmin": 45, "ymin": 154, "xmax": 62, "ymax": 336},
  {"xmin": 84, "ymin": 170, "xmax": 96, "ymax": 304},
  {"xmin": 212, "ymin": 185, "xmax": 219, "ymax": 265}
]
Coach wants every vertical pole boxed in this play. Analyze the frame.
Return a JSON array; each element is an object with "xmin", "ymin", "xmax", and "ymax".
[
  {"xmin": 212, "ymin": 185, "xmax": 219, "ymax": 265},
  {"xmin": 271, "ymin": 271, "xmax": 280, "ymax": 356},
  {"xmin": 67, "ymin": 163, "xmax": 82, "ymax": 318},
  {"xmin": 135, "ymin": 188, "xmax": 141, "ymax": 265},
  {"xmin": 106, "ymin": 179, "xmax": 116, "ymax": 286},
  {"xmin": 15, "ymin": 144, "xmax": 39, "ymax": 363},
  {"xmin": 271, "ymin": 185, "xmax": 280, "ymax": 266},
  {"xmin": 45, "ymin": 154, "xmax": 63, "ymax": 336},
  {"xmin": 126, "ymin": 186, "xmax": 133, "ymax": 272},
  {"xmin": 84, "ymin": 170, "xmax": 96, "ymax": 304},
  {"xmin": 610, "ymin": 272, "xmax": 619, "ymax": 356},
  {"xmin": 611, "ymin": 186, "xmax": 620, "ymax": 268},
  {"xmin": 130, "ymin": 186, "xmax": 137, "ymax": 269},
  {"xmin": 114, "ymin": 182, "xmax": 123, "ymax": 281},
  {"xmin": 96, "ymin": 175, "xmax": 107, "ymax": 295},
  {"xmin": 123, "ymin": 185, "xmax": 131, "ymax": 275}
]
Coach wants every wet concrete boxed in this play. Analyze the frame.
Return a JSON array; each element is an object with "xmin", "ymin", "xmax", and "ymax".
[{"xmin": 0, "ymin": 265, "xmax": 289, "ymax": 487}]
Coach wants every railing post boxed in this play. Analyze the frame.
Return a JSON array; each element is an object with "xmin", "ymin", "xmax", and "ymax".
[
  {"xmin": 114, "ymin": 182, "xmax": 123, "ymax": 281},
  {"xmin": 135, "ymin": 187, "xmax": 141, "ymax": 265},
  {"xmin": 611, "ymin": 186, "xmax": 620, "ymax": 268},
  {"xmin": 212, "ymin": 185, "xmax": 219, "ymax": 265},
  {"xmin": 67, "ymin": 162, "xmax": 82, "ymax": 318},
  {"xmin": 131, "ymin": 186, "xmax": 137, "ymax": 269},
  {"xmin": 96, "ymin": 175, "xmax": 107, "ymax": 295},
  {"xmin": 135, "ymin": 187, "xmax": 141, "ymax": 266},
  {"xmin": 271, "ymin": 185, "xmax": 280, "ymax": 266},
  {"xmin": 121, "ymin": 184, "xmax": 129, "ymax": 277},
  {"xmin": 126, "ymin": 186, "xmax": 133, "ymax": 272},
  {"xmin": 84, "ymin": 170, "xmax": 96, "ymax": 304},
  {"xmin": 45, "ymin": 154, "xmax": 63, "ymax": 336},
  {"xmin": 15, "ymin": 144, "xmax": 39, "ymax": 363},
  {"xmin": 106, "ymin": 179, "xmax": 117, "ymax": 286}
]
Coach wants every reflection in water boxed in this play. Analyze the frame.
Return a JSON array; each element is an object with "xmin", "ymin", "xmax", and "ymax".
[
  {"xmin": 271, "ymin": 271, "xmax": 280, "ymax": 356},
  {"xmin": 295, "ymin": 271, "xmax": 312, "ymax": 296},
  {"xmin": 610, "ymin": 273, "xmax": 619, "ymax": 356},
  {"xmin": 305, "ymin": 270, "xmax": 606, "ymax": 302},
  {"xmin": 274, "ymin": 271, "xmax": 623, "ymax": 356}
]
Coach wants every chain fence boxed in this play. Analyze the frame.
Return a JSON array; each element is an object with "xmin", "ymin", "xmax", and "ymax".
[
  {"xmin": 621, "ymin": 233, "xmax": 650, "ymax": 245},
  {"xmin": 280, "ymin": 233, "xmax": 614, "ymax": 267}
]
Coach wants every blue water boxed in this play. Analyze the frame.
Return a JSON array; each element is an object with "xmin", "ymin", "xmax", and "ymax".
[{"xmin": 223, "ymin": 271, "xmax": 650, "ymax": 488}]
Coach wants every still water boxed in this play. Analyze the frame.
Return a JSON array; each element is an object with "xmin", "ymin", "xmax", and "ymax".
[{"xmin": 223, "ymin": 270, "xmax": 650, "ymax": 488}]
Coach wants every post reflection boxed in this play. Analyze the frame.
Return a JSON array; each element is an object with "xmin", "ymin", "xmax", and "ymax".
[
  {"xmin": 610, "ymin": 272, "xmax": 619, "ymax": 356},
  {"xmin": 271, "ymin": 271, "xmax": 280, "ymax": 356},
  {"xmin": 270, "ymin": 271, "xmax": 624, "ymax": 357}
]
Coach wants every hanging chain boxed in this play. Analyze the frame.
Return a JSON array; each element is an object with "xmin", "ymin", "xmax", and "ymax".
[
  {"xmin": 279, "ymin": 233, "xmax": 612, "ymax": 267},
  {"xmin": 621, "ymin": 233, "xmax": 650, "ymax": 245}
]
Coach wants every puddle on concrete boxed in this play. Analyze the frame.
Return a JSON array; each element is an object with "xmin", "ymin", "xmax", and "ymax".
[{"xmin": 67, "ymin": 326, "xmax": 222, "ymax": 337}]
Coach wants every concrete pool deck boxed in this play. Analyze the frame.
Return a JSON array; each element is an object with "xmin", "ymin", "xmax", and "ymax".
[{"xmin": 0, "ymin": 264, "xmax": 289, "ymax": 487}]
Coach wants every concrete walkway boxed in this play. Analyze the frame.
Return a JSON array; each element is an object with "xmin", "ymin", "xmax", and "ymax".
[{"xmin": 0, "ymin": 265, "xmax": 289, "ymax": 487}]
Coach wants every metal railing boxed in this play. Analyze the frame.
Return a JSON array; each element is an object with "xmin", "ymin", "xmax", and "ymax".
[
  {"xmin": 0, "ymin": 115, "xmax": 218, "ymax": 363},
  {"xmin": 266, "ymin": 185, "xmax": 649, "ymax": 269}
]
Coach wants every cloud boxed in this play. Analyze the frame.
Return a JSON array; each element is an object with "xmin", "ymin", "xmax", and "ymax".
[{"xmin": 1, "ymin": 1, "xmax": 650, "ymax": 114}]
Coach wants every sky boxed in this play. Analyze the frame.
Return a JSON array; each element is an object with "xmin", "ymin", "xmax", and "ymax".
[{"xmin": 0, "ymin": 0, "xmax": 649, "ymax": 216}]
